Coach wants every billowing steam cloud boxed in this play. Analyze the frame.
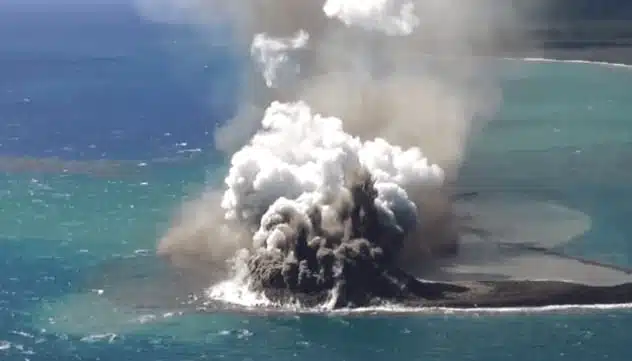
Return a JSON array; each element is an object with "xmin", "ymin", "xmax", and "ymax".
[
  {"xmin": 213, "ymin": 101, "xmax": 448, "ymax": 306},
  {"xmin": 139, "ymin": 0, "xmax": 544, "ymax": 307},
  {"xmin": 323, "ymin": 0, "xmax": 420, "ymax": 35},
  {"xmin": 250, "ymin": 30, "xmax": 309, "ymax": 88},
  {"xmin": 136, "ymin": 0, "xmax": 535, "ymax": 172}
]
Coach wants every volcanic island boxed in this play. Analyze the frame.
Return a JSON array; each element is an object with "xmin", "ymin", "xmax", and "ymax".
[{"xmin": 231, "ymin": 174, "xmax": 632, "ymax": 310}]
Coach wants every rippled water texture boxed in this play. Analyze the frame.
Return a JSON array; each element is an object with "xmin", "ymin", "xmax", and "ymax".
[
  {"xmin": 0, "ymin": 59, "xmax": 630, "ymax": 360},
  {"xmin": 2, "ymin": 4, "xmax": 632, "ymax": 359}
]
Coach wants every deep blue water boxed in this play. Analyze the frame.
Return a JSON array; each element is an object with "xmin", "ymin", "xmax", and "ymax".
[
  {"xmin": 2, "ymin": 2, "xmax": 632, "ymax": 361},
  {"xmin": 0, "ymin": 0, "xmax": 241, "ymax": 161}
]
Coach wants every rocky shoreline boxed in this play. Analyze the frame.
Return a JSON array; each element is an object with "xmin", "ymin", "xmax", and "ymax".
[
  {"xmin": 257, "ymin": 277, "xmax": 632, "ymax": 310},
  {"xmin": 417, "ymin": 280, "xmax": 632, "ymax": 309}
]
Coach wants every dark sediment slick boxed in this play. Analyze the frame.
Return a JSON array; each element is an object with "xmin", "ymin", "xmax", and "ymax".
[
  {"xmin": 0, "ymin": 154, "xmax": 208, "ymax": 178},
  {"xmin": 500, "ymin": 243, "xmax": 632, "ymax": 275},
  {"xmin": 0, "ymin": 156, "xmax": 137, "ymax": 177}
]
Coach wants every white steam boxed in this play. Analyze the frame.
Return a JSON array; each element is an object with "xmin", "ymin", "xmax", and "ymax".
[
  {"xmin": 137, "ymin": 0, "xmax": 535, "ymax": 174},
  {"xmin": 139, "ymin": 0, "xmax": 546, "ymax": 305},
  {"xmin": 323, "ymin": 0, "xmax": 420, "ymax": 36},
  {"xmin": 250, "ymin": 30, "xmax": 309, "ymax": 88},
  {"xmin": 221, "ymin": 100, "xmax": 443, "ymax": 251}
]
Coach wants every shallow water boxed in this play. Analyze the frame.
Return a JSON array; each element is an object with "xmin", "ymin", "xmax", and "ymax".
[{"xmin": 2, "ymin": 2, "xmax": 632, "ymax": 360}]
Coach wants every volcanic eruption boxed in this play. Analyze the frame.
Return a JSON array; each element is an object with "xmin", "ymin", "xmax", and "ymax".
[
  {"xmin": 138, "ymin": 0, "xmax": 632, "ymax": 309},
  {"xmin": 147, "ymin": 0, "xmax": 505, "ymax": 308}
]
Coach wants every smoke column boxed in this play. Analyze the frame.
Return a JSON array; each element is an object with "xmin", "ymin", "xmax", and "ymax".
[
  {"xmin": 136, "ymin": 0, "xmax": 540, "ymax": 170},
  {"xmin": 136, "ymin": 0, "xmax": 545, "ymax": 307}
]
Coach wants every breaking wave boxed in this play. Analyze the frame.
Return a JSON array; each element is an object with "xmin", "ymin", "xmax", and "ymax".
[{"xmin": 503, "ymin": 57, "xmax": 632, "ymax": 69}]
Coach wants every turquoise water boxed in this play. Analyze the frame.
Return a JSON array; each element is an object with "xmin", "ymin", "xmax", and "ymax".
[
  {"xmin": 1, "ymin": 60, "xmax": 631, "ymax": 360},
  {"xmin": 3, "ymin": 3, "xmax": 632, "ymax": 361}
]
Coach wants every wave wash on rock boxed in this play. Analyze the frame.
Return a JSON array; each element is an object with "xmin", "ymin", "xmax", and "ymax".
[
  {"xmin": 139, "ymin": 0, "xmax": 546, "ymax": 307},
  {"xmin": 216, "ymin": 101, "xmax": 446, "ymax": 307}
]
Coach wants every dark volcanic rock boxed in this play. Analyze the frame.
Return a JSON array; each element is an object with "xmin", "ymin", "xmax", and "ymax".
[
  {"xmin": 91, "ymin": 254, "xmax": 632, "ymax": 311},
  {"xmin": 244, "ymin": 169, "xmax": 431, "ymax": 308},
  {"xmin": 244, "ymin": 172, "xmax": 632, "ymax": 309},
  {"xmin": 435, "ymin": 280, "xmax": 632, "ymax": 309},
  {"xmin": 258, "ymin": 277, "xmax": 632, "ymax": 309}
]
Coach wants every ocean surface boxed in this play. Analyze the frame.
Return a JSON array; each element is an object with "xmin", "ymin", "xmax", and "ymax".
[{"xmin": 2, "ymin": 2, "xmax": 632, "ymax": 360}]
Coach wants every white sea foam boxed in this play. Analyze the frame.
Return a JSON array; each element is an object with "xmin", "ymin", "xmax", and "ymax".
[
  {"xmin": 80, "ymin": 333, "xmax": 118, "ymax": 343},
  {"xmin": 198, "ymin": 299, "xmax": 632, "ymax": 316},
  {"xmin": 250, "ymin": 30, "xmax": 309, "ymax": 88},
  {"xmin": 0, "ymin": 341, "xmax": 11, "ymax": 351},
  {"xmin": 329, "ymin": 302, "xmax": 632, "ymax": 316},
  {"xmin": 505, "ymin": 57, "xmax": 632, "ymax": 70},
  {"xmin": 206, "ymin": 249, "xmax": 273, "ymax": 308}
]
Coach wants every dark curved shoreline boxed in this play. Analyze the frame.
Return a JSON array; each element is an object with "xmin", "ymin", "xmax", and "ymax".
[
  {"xmin": 438, "ymin": 23, "xmax": 632, "ymax": 310},
  {"xmin": 503, "ymin": 44, "xmax": 632, "ymax": 66},
  {"xmin": 89, "ymin": 246, "xmax": 632, "ymax": 314},
  {"xmin": 411, "ymin": 280, "xmax": 632, "ymax": 309},
  {"xmin": 253, "ymin": 279, "xmax": 632, "ymax": 311},
  {"xmin": 503, "ymin": 17, "xmax": 632, "ymax": 65}
]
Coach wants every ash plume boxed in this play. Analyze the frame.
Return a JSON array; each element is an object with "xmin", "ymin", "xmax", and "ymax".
[
  {"xmin": 136, "ymin": 0, "xmax": 543, "ymax": 174},
  {"xmin": 136, "ymin": 0, "xmax": 549, "ymax": 307},
  {"xmin": 140, "ymin": 0, "xmax": 546, "ymax": 170}
]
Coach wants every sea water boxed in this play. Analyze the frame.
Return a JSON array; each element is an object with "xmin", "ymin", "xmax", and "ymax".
[{"xmin": 2, "ymin": 2, "xmax": 632, "ymax": 360}]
